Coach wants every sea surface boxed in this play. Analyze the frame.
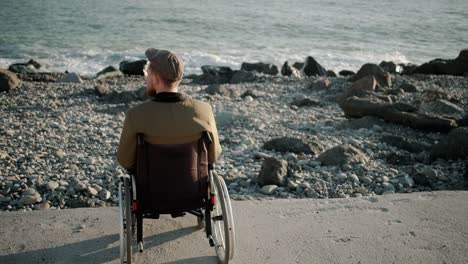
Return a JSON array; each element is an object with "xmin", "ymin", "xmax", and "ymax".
[{"xmin": 0, "ymin": 0, "xmax": 467, "ymax": 75}]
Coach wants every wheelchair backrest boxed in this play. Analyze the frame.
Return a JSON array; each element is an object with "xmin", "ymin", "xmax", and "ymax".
[{"xmin": 135, "ymin": 132, "xmax": 211, "ymax": 213}]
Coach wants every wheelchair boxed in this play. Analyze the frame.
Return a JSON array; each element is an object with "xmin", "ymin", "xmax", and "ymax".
[{"xmin": 118, "ymin": 132, "xmax": 235, "ymax": 264}]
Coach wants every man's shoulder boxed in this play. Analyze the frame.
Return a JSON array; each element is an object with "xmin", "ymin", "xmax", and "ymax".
[
  {"xmin": 185, "ymin": 98, "xmax": 212, "ymax": 111},
  {"xmin": 126, "ymin": 100, "xmax": 153, "ymax": 115}
]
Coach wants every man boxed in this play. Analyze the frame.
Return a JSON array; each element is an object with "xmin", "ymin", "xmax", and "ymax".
[{"xmin": 117, "ymin": 48, "xmax": 221, "ymax": 169}]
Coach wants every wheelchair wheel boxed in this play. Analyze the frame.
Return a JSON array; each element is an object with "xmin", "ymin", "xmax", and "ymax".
[
  {"xmin": 211, "ymin": 172, "xmax": 235, "ymax": 264},
  {"xmin": 119, "ymin": 178, "xmax": 133, "ymax": 264}
]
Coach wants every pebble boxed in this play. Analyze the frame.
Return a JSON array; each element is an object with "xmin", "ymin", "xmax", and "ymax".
[
  {"xmin": 87, "ymin": 186, "xmax": 98, "ymax": 196},
  {"xmin": 260, "ymin": 185, "xmax": 278, "ymax": 195},
  {"xmin": 47, "ymin": 181, "xmax": 59, "ymax": 191}
]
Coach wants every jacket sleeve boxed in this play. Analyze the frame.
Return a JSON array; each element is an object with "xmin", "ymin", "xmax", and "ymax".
[
  {"xmin": 117, "ymin": 111, "xmax": 137, "ymax": 169},
  {"xmin": 207, "ymin": 106, "xmax": 222, "ymax": 164}
]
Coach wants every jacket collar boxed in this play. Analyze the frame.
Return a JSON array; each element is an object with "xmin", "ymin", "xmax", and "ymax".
[{"xmin": 152, "ymin": 92, "xmax": 188, "ymax": 102}]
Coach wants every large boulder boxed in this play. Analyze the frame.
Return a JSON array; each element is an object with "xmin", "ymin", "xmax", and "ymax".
[
  {"xmin": 431, "ymin": 127, "xmax": 468, "ymax": 160},
  {"xmin": 263, "ymin": 137, "xmax": 316, "ymax": 155},
  {"xmin": 412, "ymin": 50, "xmax": 468, "ymax": 76},
  {"xmin": 241, "ymin": 62, "xmax": 278, "ymax": 75},
  {"xmin": 379, "ymin": 61, "xmax": 402, "ymax": 74},
  {"xmin": 399, "ymin": 83, "xmax": 418, "ymax": 93},
  {"xmin": 18, "ymin": 72, "xmax": 63, "ymax": 82},
  {"xmin": 257, "ymin": 157, "xmax": 288, "ymax": 186},
  {"xmin": 339, "ymin": 70, "xmax": 355, "ymax": 76},
  {"xmin": 281, "ymin": 61, "xmax": 300, "ymax": 77},
  {"xmin": 381, "ymin": 135, "xmax": 430, "ymax": 153},
  {"xmin": 302, "ymin": 56, "xmax": 327, "ymax": 77},
  {"xmin": 8, "ymin": 59, "xmax": 41, "ymax": 74},
  {"xmin": 340, "ymin": 96, "xmax": 458, "ymax": 133},
  {"xmin": 0, "ymin": 68, "xmax": 21, "ymax": 92},
  {"xmin": 350, "ymin": 63, "xmax": 392, "ymax": 87},
  {"xmin": 316, "ymin": 144, "xmax": 369, "ymax": 166},
  {"xmin": 230, "ymin": 70, "xmax": 258, "ymax": 84},
  {"xmin": 292, "ymin": 62, "xmax": 304, "ymax": 70},
  {"xmin": 119, "ymin": 59, "xmax": 147, "ymax": 75},
  {"xmin": 96, "ymin": 65, "xmax": 122, "ymax": 78},
  {"xmin": 421, "ymin": 99, "xmax": 465, "ymax": 119},
  {"xmin": 348, "ymin": 76, "xmax": 376, "ymax": 97},
  {"xmin": 192, "ymin": 66, "xmax": 233, "ymax": 84}
]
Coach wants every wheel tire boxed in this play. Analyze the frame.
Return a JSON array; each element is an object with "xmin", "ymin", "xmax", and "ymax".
[
  {"xmin": 212, "ymin": 172, "xmax": 235, "ymax": 264},
  {"xmin": 124, "ymin": 179, "xmax": 133, "ymax": 264},
  {"xmin": 119, "ymin": 182, "xmax": 125, "ymax": 264}
]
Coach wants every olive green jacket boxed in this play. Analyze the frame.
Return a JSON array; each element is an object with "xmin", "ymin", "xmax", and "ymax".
[{"xmin": 117, "ymin": 92, "xmax": 222, "ymax": 169}]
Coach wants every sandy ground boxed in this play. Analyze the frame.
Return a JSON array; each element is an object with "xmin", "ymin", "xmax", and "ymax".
[{"xmin": 0, "ymin": 191, "xmax": 467, "ymax": 264}]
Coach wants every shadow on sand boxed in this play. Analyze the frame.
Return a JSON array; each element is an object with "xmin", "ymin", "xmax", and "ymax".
[{"xmin": 0, "ymin": 226, "xmax": 216, "ymax": 264}]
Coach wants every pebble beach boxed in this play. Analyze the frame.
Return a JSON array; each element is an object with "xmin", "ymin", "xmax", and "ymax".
[{"xmin": 1, "ymin": 60, "xmax": 467, "ymax": 211}]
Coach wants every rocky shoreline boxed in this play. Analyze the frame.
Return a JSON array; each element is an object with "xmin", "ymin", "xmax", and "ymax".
[{"xmin": 1, "ymin": 51, "xmax": 467, "ymax": 211}]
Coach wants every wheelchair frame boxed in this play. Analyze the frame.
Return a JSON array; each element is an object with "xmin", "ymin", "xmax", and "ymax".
[{"xmin": 118, "ymin": 158, "xmax": 235, "ymax": 264}]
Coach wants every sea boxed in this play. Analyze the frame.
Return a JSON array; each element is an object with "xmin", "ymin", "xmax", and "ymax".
[{"xmin": 0, "ymin": 0, "xmax": 467, "ymax": 75}]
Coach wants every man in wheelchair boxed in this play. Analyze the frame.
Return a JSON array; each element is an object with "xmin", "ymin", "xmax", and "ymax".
[{"xmin": 116, "ymin": 48, "xmax": 234, "ymax": 264}]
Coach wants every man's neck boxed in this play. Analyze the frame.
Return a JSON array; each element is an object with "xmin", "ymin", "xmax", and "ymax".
[{"xmin": 156, "ymin": 86, "xmax": 178, "ymax": 94}]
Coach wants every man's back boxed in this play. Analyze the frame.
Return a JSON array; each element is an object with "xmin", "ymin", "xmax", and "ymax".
[{"xmin": 117, "ymin": 92, "xmax": 221, "ymax": 169}]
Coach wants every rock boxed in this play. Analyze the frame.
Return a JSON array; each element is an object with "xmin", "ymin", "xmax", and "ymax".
[
  {"xmin": 87, "ymin": 186, "xmax": 98, "ymax": 196},
  {"xmin": 308, "ymin": 78, "xmax": 331, "ymax": 90},
  {"xmin": 260, "ymin": 185, "xmax": 278, "ymax": 195},
  {"xmin": 423, "ymin": 167, "xmax": 438, "ymax": 179},
  {"xmin": 386, "ymin": 152, "xmax": 413, "ymax": 165},
  {"xmin": 317, "ymin": 144, "xmax": 369, "ymax": 166},
  {"xmin": 326, "ymin": 70, "xmax": 337, "ymax": 77},
  {"xmin": 203, "ymin": 84, "xmax": 239, "ymax": 97},
  {"xmin": 302, "ymin": 56, "xmax": 327, "ymax": 77},
  {"xmin": 337, "ymin": 173, "xmax": 347, "ymax": 180},
  {"xmin": 46, "ymin": 181, "xmax": 59, "ymax": 191},
  {"xmin": 399, "ymin": 175, "xmax": 415, "ymax": 187},
  {"xmin": 0, "ymin": 68, "xmax": 21, "ymax": 92},
  {"xmin": 339, "ymin": 70, "xmax": 355, "ymax": 76},
  {"xmin": 340, "ymin": 96, "xmax": 458, "ymax": 133},
  {"xmin": 379, "ymin": 61, "xmax": 402, "ymax": 74},
  {"xmin": 345, "ymin": 116, "xmax": 385, "ymax": 129},
  {"xmin": 35, "ymin": 202, "xmax": 50, "ymax": 210},
  {"xmin": 19, "ymin": 189, "xmax": 41, "ymax": 205},
  {"xmin": 230, "ymin": 70, "xmax": 258, "ymax": 84},
  {"xmin": 257, "ymin": 157, "xmax": 288, "ymax": 186},
  {"xmin": 399, "ymin": 83, "xmax": 418, "ymax": 93},
  {"xmin": 348, "ymin": 76, "xmax": 376, "ymax": 97},
  {"xmin": 458, "ymin": 114, "xmax": 468, "ymax": 127},
  {"xmin": 57, "ymin": 73, "xmax": 83, "ymax": 83},
  {"xmin": 431, "ymin": 127, "xmax": 468, "ymax": 160},
  {"xmin": 119, "ymin": 59, "xmax": 147, "ymax": 75},
  {"xmin": 195, "ymin": 65, "xmax": 234, "ymax": 84},
  {"xmin": 66, "ymin": 197, "xmax": 88, "ymax": 208},
  {"xmin": 215, "ymin": 111, "xmax": 248, "ymax": 128},
  {"xmin": 241, "ymin": 62, "xmax": 279, "ymax": 75},
  {"xmin": 349, "ymin": 174, "xmax": 359, "ymax": 183},
  {"xmin": 263, "ymin": 137, "xmax": 315, "ymax": 155},
  {"xmin": 94, "ymin": 83, "xmax": 112, "ymax": 97},
  {"xmin": 281, "ymin": 61, "xmax": 300, "ymax": 77},
  {"xmin": 350, "ymin": 63, "xmax": 392, "ymax": 87},
  {"xmin": 290, "ymin": 95, "xmax": 320, "ymax": 107},
  {"xmin": 8, "ymin": 59, "xmax": 41, "ymax": 74},
  {"xmin": 240, "ymin": 90, "xmax": 258, "ymax": 98},
  {"xmin": 421, "ymin": 99, "xmax": 465, "ymax": 119},
  {"xmin": 17, "ymin": 72, "xmax": 62, "ymax": 82},
  {"xmin": 96, "ymin": 65, "xmax": 119, "ymax": 77},
  {"xmin": 413, "ymin": 173, "xmax": 432, "ymax": 187},
  {"xmin": 381, "ymin": 135, "xmax": 430, "ymax": 153},
  {"xmin": 99, "ymin": 190, "xmax": 111, "ymax": 200},
  {"xmin": 412, "ymin": 50, "xmax": 468, "ymax": 76},
  {"xmin": 292, "ymin": 62, "xmax": 304, "ymax": 70}
]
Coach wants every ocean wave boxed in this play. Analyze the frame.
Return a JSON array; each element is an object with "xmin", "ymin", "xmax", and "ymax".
[{"xmin": 0, "ymin": 48, "xmax": 416, "ymax": 76}]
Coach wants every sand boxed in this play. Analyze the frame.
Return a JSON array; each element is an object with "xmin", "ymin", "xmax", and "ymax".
[{"xmin": 0, "ymin": 191, "xmax": 467, "ymax": 264}]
